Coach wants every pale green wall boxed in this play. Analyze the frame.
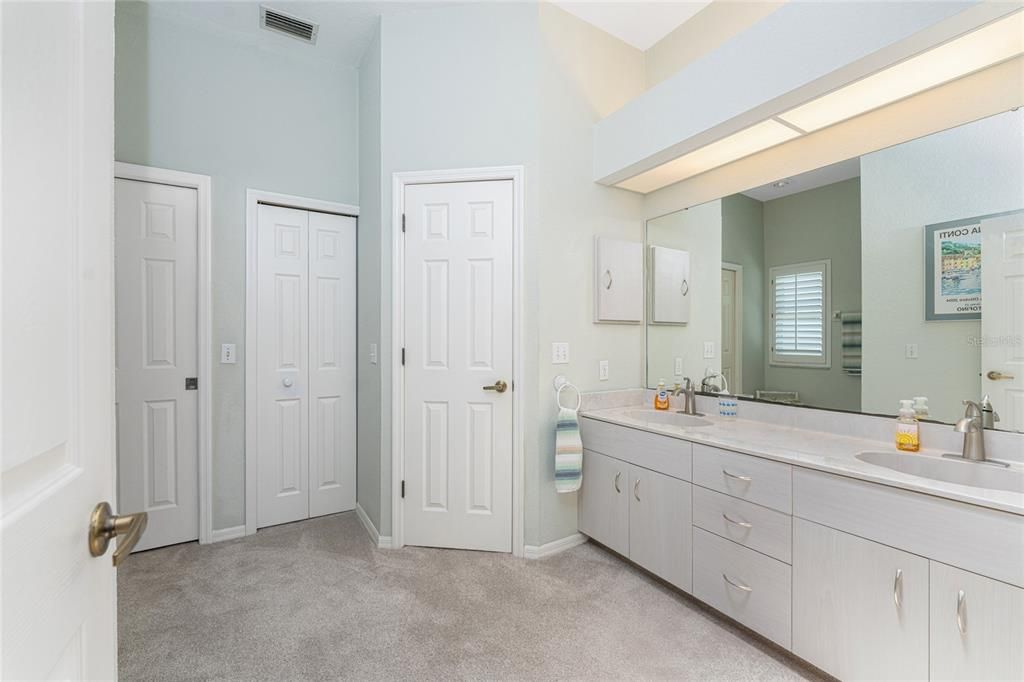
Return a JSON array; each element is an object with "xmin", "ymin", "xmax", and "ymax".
[
  {"xmin": 721, "ymin": 194, "xmax": 765, "ymax": 394},
  {"xmin": 762, "ymin": 178, "xmax": 862, "ymax": 411},
  {"xmin": 862, "ymin": 110, "xmax": 1024, "ymax": 424},
  {"xmin": 357, "ymin": 22, "xmax": 383, "ymax": 531},
  {"xmin": 115, "ymin": 1, "xmax": 359, "ymax": 530},
  {"xmin": 372, "ymin": 3, "xmax": 646, "ymax": 545}
]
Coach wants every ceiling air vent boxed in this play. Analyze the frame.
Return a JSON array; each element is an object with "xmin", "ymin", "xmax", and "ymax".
[{"xmin": 260, "ymin": 6, "xmax": 318, "ymax": 45}]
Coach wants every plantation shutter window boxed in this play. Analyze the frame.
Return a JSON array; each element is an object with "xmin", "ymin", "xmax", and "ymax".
[{"xmin": 770, "ymin": 260, "xmax": 831, "ymax": 368}]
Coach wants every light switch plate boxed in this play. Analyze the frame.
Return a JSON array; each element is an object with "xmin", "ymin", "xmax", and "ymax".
[
  {"xmin": 598, "ymin": 360, "xmax": 609, "ymax": 381},
  {"xmin": 369, "ymin": 343, "xmax": 378, "ymax": 365},
  {"xmin": 703, "ymin": 341, "xmax": 715, "ymax": 359},
  {"xmin": 551, "ymin": 342, "xmax": 570, "ymax": 365},
  {"xmin": 674, "ymin": 357, "xmax": 683, "ymax": 376},
  {"xmin": 906, "ymin": 343, "xmax": 919, "ymax": 359},
  {"xmin": 221, "ymin": 343, "xmax": 236, "ymax": 364}
]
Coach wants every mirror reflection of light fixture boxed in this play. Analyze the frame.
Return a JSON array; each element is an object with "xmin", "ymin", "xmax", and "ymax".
[{"xmin": 616, "ymin": 10, "xmax": 1024, "ymax": 194}]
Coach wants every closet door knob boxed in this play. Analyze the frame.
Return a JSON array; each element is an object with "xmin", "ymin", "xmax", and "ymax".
[{"xmin": 282, "ymin": 377, "xmax": 294, "ymax": 388}]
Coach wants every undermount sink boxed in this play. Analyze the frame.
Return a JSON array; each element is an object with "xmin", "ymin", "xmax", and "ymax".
[
  {"xmin": 626, "ymin": 409, "xmax": 713, "ymax": 429},
  {"xmin": 856, "ymin": 451, "xmax": 1023, "ymax": 493}
]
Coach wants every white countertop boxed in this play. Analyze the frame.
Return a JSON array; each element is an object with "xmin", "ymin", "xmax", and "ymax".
[{"xmin": 581, "ymin": 405, "xmax": 1024, "ymax": 516}]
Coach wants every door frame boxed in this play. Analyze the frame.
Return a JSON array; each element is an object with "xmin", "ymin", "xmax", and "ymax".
[
  {"xmin": 244, "ymin": 189, "xmax": 360, "ymax": 536},
  {"xmin": 113, "ymin": 162, "xmax": 215, "ymax": 544},
  {"xmin": 722, "ymin": 261, "xmax": 744, "ymax": 395},
  {"xmin": 390, "ymin": 166, "xmax": 526, "ymax": 557}
]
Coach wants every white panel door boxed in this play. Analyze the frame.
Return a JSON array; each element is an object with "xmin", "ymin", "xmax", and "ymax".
[
  {"xmin": 115, "ymin": 178, "xmax": 199, "ymax": 551},
  {"xmin": 257, "ymin": 205, "xmax": 311, "ymax": 527},
  {"xmin": 403, "ymin": 180, "xmax": 514, "ymax": 552},
  {"xmin": 308, "ymin": 211, "xmax": 357, "ymax": 517},
  {"xmin": 981, "ymin": 211, "xmax": 1024, "ymax": 431},
  {"xmin": 1, "ymin": 1, "xmax": 118, "ymax": 678}
]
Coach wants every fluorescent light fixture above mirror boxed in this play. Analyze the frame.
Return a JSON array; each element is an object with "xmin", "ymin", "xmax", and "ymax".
[
  {"xmin": 615, "ymin": 10, "xmax": 1024, "ymax": 194},
  {"xmin": 778, "ymin": 10, "xmax": 1024, "ymax": 133},
  {"xmin": 618, "ymin": 119, "xmax": 801, "ymax": 193}
]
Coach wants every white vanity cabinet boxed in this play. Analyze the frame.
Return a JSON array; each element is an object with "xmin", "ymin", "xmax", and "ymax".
[
  {"xmin": 578, "ymin": 450, "xmax": 629, "ymax": 556},
  {"xmin": 792, "ymin": 518, "xmax": 929, "ymax": 681},
  {"xmin": 579, "ymin": 415, "xmax": 1024, "ymax": 682},
  {"xmin": 628, "ymin": 466, "xmax": 691, "ymax": 590},
  {"xmin": 928, "ymin": 562, "xmax": 1024, "ymax": 681}
]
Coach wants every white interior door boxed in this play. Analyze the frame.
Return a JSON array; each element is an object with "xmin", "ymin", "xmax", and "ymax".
[
  {"xmin": 257, "ymin": 204, "xmax": 356, "ymax": 528},
  {"xmin": 981, "ymin": 211, "xmax": 1024, "ymax": 431},
  {"xmin": 115, "ymin": 178, "xmax": 199, "ymax": 551},
  {"xmin": 308, "ymin": 211, "xmax": 357, "ymax": 517},
  {"xmin": 403, "ymin": 180, "xmax": 514, "ymax": 553},
  {"xmin": 1, "ymin": 1, "xmax": 118, "ymax": 678}
]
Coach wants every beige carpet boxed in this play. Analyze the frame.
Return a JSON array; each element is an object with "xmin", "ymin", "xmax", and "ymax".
[{"xmin": 118, "ymin": 512, "xmax": 827, "ymax": 681}]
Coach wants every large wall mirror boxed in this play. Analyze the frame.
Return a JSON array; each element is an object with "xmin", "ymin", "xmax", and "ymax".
[{"xmin": 645, "ymin": 109, "xmax": 1024, "ymax": 432}]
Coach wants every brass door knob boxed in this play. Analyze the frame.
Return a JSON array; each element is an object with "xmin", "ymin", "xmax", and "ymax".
[
  {"xmin": 89, "ymin": 502, "xmax": 148, "ymax": 566},
  {"xmin": 987, "ymin": 370, "xmax": 1015, "ymax": 381},
  {"xmin": 482, "ymin": 379, "xmax": 508, "ymax": 393}
]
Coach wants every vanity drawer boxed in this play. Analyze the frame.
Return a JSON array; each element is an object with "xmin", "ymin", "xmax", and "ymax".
[
  {"xmin": 693, "ymin": 486, "xmax": 792, "ymax": 564},
  {"xmin": 693, "ymin": 527, "xmax": 792, "ymax": 649},
  {"xmin": 692, "ymin": 444, "xmax": 792, "ymax": 513},
  {"xmin": 794, "ymin": 468, "xmax": 1024, "ymax": 588},
  {"xmin": 580, "ymin": 417, "xmax": 692, "ymax": 481}
]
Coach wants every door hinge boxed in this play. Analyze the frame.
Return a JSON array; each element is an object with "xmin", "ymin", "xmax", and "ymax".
[
  {"xmin": 401, "ymin": 214, "xmax": 406, "ymax": 233},
  {"xmin": 401, "ymin": 347, "xmax": 405, "ymax": 366},
  {"xmin": 401, "ymin": 480, "xmax": 406, "ymax": 498}
]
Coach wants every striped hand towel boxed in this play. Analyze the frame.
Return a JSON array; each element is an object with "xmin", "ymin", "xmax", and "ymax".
[
  {"xmin": 841, "ymin": 311, "xmax": 862, "ymax": 376},
  {"xmin": 555, "ymin": 406, "xmax": 583, "ymax": 493}
]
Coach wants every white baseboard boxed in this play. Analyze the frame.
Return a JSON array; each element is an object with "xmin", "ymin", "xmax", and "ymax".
[
  {"xmin": 355, "ymin": 502, "xmax": 393, "ymax": 549},
  {"xmin": 524, "ymin": 532, "xmax": 588, "ymax": 559},
  {"xmin": 209, "ymin": 525, "xmax": 246, "ymax": 543}
]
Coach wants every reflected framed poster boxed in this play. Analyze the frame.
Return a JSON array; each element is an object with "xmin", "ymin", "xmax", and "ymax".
[{"xmin": 924, "ymin": 217, "xmax": 982, "ymax": 321}]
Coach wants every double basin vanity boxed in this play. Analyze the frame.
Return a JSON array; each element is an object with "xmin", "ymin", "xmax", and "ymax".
[{"xmin": 578, "ymin": 403, "xmax": 1023, "ymax": 681}]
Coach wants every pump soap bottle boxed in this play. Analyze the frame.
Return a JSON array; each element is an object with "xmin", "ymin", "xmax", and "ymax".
[{"xmin": 896, "ymin": 399, "xmax": 920, "ymax": 452}]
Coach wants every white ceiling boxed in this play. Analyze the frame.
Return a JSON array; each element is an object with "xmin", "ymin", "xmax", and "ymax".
[
  {"xmin": 553, "ymin": 1, "xmax": 712, "ymax": 51},
  {"xmin": 741, "ymin": 157, "xmax": 861, "ymax": 202},
  {"xmin": 150, "ymin": 1, "xmax": 456, "ymax": 68}
]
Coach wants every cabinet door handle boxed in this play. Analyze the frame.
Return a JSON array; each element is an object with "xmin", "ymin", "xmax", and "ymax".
[
  {"xmin": 893, "ymin": 568, "xmax": 903, "ymax": 609},
  {"xmin": 604, "ymin": 269, "xmax": 613, "ymax": 290},
  {"xmin": 722, "ymin": 468, "xmax": 752, "ymax": 483},
  {"xmin": 614, "ymin": 471, "xmax": 621, "ymax": 494},
  {"xmin": 956, "ymin": 589, "xmax": 967, "ymax": 635},
  {"xmin": 722, "ymin": 513, "xmax": 752, "ymax": 529},
  {"xmin": 633, "ymin": 478, "xmax": 641, "ymax": 502},
  {"xmin": 722, "ymin": 573, "xmax": 753, "ymax": 593}
]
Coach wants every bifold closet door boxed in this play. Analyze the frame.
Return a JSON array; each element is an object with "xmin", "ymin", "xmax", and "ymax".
[{"xmin": 257, "ymin": 204, "xmax": 356, "ymax": 528}]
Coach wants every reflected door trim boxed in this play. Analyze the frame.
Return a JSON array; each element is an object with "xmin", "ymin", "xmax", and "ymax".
[
  {"xmin": 244, "ymin": 189, "xmax": 360, "ymax": 537},
  {"xmin": 114, "ymin": 162, "xmax": 214, "ymax": 546},
  {"xmin": 390, "ymin": 166, "xmax": 526, "ymax": 557}
]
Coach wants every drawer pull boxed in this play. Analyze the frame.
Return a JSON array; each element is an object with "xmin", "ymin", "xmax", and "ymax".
[
  {"xmin": 722, "ymin": 469, "xmax": 752, "ymax": 483},
  {"xmin": 634, "ymin": 478, "xmax": 641, "ymax": 502},
  {"xmin": 614, "ymin": 471, "xmax": 621, "ymax": 494},
  {"xmin": 893, "ymin": 569, "xmax": 903, "ymax": 609},
  {"xmin": 722, "ymin": 573, "xmax": 753, "ymax": 593},
  {"xmin": 956, "ymin": 589, "xmax": 967, "ymax": 635},
  {"xmin": 722, "ymin": 512, "xmax": 752, "ymax": 529}
]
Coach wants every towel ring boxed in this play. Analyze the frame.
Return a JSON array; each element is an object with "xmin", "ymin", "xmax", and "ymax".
[{"xmin": 556, "ymin": 381, "xmax": 582, "ymax": 411}]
